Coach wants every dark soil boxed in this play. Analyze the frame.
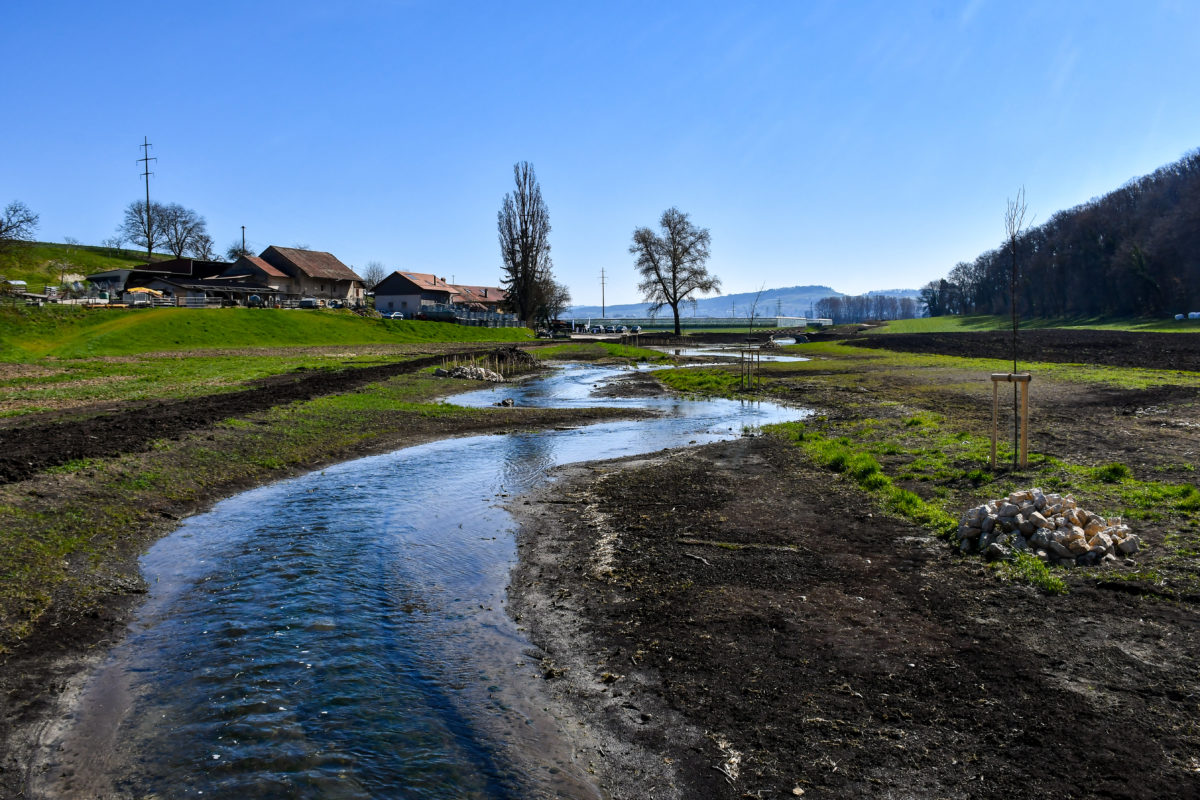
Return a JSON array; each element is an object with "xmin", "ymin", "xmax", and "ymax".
[
  {"xmin": 848, "ymin": 328, "xmax": 1200, "ymax": 372},
  {"xmin": 512, "ymin": 435, "xmax": 1200, "ymax": 799},
  {"xmin": 0, "ymin": 347, "xmax": 539, "ymax": 485}
]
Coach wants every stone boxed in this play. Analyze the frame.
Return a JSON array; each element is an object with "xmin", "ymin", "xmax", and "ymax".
[
  {"xmin": 959, "ymin": 525, "xmax": 983, "ymax": 540},
  {"xmin": 1084, "ymin": 518, "xmax": 1105, "ymax": 536},
  {"xmin": 1032, "ymin": 488, "xmax": 1046, "ymax": 509},
  {"xmin": 1076, "ymin": 550, "xmax": 1101, "ymax": 567},
  {"xmin": 981, "ymin": 516, "xmax": 996, "ymax": 533},
  {"xmin": 1035, "ymin": 549, "xmax": 1051, "ymax": 562},
  {"xmin": 1047, "ymin": 540, "xmax": 1071, "ymax": 559},
  {"xmin": 984, "ymin": 542, "xmax": 1010, "ymax": 561},
  {"xmin": 1030, "ymin": 511, "xmax": 1051, "ymax": 528},
  {"xmin": 998, "ymin": 502, "xmax": 1020, "ymax": 517},
  {"xmin": 1012, "ymin": 534, "xmax": 1028, "ymax": 550},
  {"xmin": 1030, "ymin": 530, "xmax": 1050, "ymax": 548},
  {"xmin": 1018, "ymin": 515, "xmax": 1036, "ymax": 535},
  {"xmin": 965, "ymin": 507, "xmax": 985, "ymax": 524},
  {"xmin": 1066, "ymin": 536, "xmax": 1090, "ymax": 555},
  {"xmin": 959, "ymin": 538, "xmax": 974, "ymax": 553},
  {"xmin": 1116, "ymin": 535, "xmax": 1141, "ymax": 555}
]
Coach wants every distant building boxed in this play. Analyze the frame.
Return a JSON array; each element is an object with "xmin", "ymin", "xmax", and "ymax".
[
  {"xmin": 373, "ymin": 271, "xmax": 458, "ymax": 315},
  {"xmin": 86, "ymin": 258, "xmax": 229, "ymax": 296}
]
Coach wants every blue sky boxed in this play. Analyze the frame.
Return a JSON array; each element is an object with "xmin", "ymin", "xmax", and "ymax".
[{"xmin": 3, "ymin": 1, "xmax": 1197, "ymax": 304}]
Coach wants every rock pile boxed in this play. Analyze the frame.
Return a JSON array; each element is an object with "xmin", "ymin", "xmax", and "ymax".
[
  {"xmin": 491, "ymin": 346, "xmax": 538, "ymax": 367},
  {"xmin": 957, "ymin": 488, "xmax": 1140, "ymax": 567},
  {"xmin": 434, "ymin": 365, "xmax": 505, "ymax": 382}
]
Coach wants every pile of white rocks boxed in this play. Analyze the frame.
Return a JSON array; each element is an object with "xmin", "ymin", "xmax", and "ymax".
[
  {"xmin": 434, "ymin": 365, "xmax": 505, "ymax": 382},
  {"xmin": 957, "ymin": 488, "xmax": 1141, "ymax": 567}
]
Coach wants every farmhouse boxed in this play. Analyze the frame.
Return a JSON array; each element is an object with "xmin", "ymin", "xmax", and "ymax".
[
  {"xmin": 373, "ymin": 271, "xmax": 456, "ymax": 315},
  {"xmin": 252, "ymin": 246, "xmax": 365, "ymax": 304}
]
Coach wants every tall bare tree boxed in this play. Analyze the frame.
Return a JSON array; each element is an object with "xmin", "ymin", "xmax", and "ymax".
[
  {"xmin": 497, "ymin": 162, "xmax": 553, "ymax": 325},
  {"xmin": 0, "ymin": 201, "xmax": 39, "ymax": 255},
  {"xmin": 118, "ymin": 200, "xmax": 165, "ymax": 260},
  {"xmin": 1004, "ymin": 187, "xmax": 1032, "ymax": 468},
  {"xmin": 630, "ymin": 207, "xmax": 720, "ymax": 336},
  {"xmin": 159, "ymin": 203, "xmax": 209, "ymax": 258}
]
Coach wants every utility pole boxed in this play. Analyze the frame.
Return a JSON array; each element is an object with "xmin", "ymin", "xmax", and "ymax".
[
  {"xmin": 241, "ymin": 225, "xmax": 246, "ymax": 255},
  {"xmin": 600, "ymin": 267, "xmax": 606, "ymax": 318},
  {"xmin": 137, "ymin": 137, "xmax": 156, "ymax": 265}
]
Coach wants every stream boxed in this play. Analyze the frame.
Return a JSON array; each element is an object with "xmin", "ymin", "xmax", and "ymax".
[{"xmin": 36, "ymin": 361, "xmax": 809, "ymax": 799}]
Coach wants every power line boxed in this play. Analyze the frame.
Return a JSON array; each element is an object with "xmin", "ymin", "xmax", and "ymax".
[
  {"xmin": 137, "ymin": 136, "xmax": 156, "ymax": 264},
  {"xmin": 600, "ymin": 267, "xmax": 606, "ymax": 318}
]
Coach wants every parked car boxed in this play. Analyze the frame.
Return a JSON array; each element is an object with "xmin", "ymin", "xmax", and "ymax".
[
  {"xmin": 386, "ymin": 311, "xmax": 404, "ymax": 320},
  {"xmin": 630, "ymin": 325, "xmax": 642, "ymax": 333},
  {"xmin": 298, "ymin": 297, "xmax": 320, "ymax": 309},
  {"xmin": 590, "ymin": 325, "xmax": 603, "ymax": 334},
  {"xmin": 604, "ymin": 325, "xmax": 616, "ymax": 334},
  {"xmin": 616, "ymin": 325, "xmax": 628, "ymax": 333}
]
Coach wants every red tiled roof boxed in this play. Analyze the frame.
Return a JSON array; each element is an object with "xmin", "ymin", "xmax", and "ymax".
[
  {"xmin": 398, "ymin": 272, "xmax": 455, "ymax": 294},
  {"xmin": 450, "ymin": 284, "xmax": 507, "ymax": 304},
  {"xmin": 264, "ymin": 246, "xmax": 363, "ymax": 282},
  {"xmin": 240, "ymin": 255, "xmax": 287, "ymax": 279}
]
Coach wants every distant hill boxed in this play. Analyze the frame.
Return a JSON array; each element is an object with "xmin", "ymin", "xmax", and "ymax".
[
  {"xmin": 568, "ymin": 284, "xmax": 917, "ymax": 319},
  {"xmin": 0, "ymin": 241, "xmax": 167, "ymax": 290}
]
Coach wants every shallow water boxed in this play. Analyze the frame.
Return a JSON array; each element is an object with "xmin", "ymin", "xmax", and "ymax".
[{"xmin": 39, "ymin": 363, "xmax": 808, "ymax": 799}]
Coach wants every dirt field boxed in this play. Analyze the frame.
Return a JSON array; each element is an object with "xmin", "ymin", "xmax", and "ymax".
[
  {"xmin": 847, "ymin": 328, "xmax": 1200, "ymax": 372},
  {"xmin": 508, "ymin": 329, "xmax": 1200, "ymax": 799}
]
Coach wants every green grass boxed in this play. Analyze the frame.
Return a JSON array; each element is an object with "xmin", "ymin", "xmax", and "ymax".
[
  {"xmin": 878, "ymin": 315, "xmax": 1200, "ymax": 334},
  {"xmin": 992, "ymin": 551, "xmax": 1068, "ymax": 595},
  {"xmin": 0, "ymin": 305, "xmax": 532, "ymax": 360},
  {"xmin": 657, "ymin": 367, "xmax": 743, "ymax": 397},
  {"xmin": 0, "ymin": 241, "xmax": 161, "ymax": 288}
]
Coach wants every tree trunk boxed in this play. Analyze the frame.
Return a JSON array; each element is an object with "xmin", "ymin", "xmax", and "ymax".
[{"xmin": 671, "ymin": 302, "xmax": 682, "ymax": 336}]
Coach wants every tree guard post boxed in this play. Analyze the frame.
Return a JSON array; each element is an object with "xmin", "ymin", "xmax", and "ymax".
[{"xmin": 991, "ymin": 373, "xmax": 1031, "ymax": 468}]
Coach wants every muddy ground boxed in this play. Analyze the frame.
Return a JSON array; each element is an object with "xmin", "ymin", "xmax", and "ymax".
[
  {"xmin": 845, "ymin": 328, "xmax": 1200, "ymax": 372},
  {"xmin": 508, "ymin": 330, "xmax": 1200, "ymax": 799}
]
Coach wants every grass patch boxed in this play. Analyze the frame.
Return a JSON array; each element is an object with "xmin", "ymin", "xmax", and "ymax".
[
  {"xmin": 657, "ymin": 367, "xmax": 742, "ymax": 397},
  {"xmin": 992, "ymin": 550, "xmax": 1068, "ymax": 594}
]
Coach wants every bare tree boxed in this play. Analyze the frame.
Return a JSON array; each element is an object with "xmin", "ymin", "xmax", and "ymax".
[
  {"xmin": 159, "ymin": 203, "xmax": 209, "ymax": 258},
  {"xmin": 747, "ymin": 283, "xmax": 766, "ymax": 337},
  {"xmin": 535, "ymin": 276, "xmax": 571, "ymax": 325},
  {"xmin": 225, "ymin": 241, "xmax": 253, "ymax": 261},
  {"xmin": 102, "ymin": 234, "xmax": 125, "ymax": 255},
  {"xmin": 189, "ymin": 232, "xmax": 216, "ymax": 260},
  {"xmin": 362, "ymin": 261, "xmax": 388, "ymax": 293},
  {"xmin": 1004, "ymin": 187, "xmax": 1032, "ymax": 467},
  {"xmin": 118, "ymin": 200, "xmax": 165, "ymax": 260},
  {"xmin": 0, "ymin": 201, "xmax": 40, "ymax": 254},
  {"xmin": 630, "ymin": 207, "xmax": 721, "ymax": 336},
  {"xmin": 498, "ymin": 162, "xmax": 553, "ymax": 325}
]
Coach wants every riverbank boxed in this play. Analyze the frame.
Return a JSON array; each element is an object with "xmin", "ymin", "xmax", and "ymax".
[
  {"xmin": 507, "ymin": 334, "xmax": 1200, "ymax": 798},
  {"xmin": 0, "ymin": 357, "xmax": 651, "ymax": 797}
]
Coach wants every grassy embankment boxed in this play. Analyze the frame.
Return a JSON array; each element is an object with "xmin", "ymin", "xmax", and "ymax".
[
  {"xmin": 0, "ymin": 241, "xmax": 159, "ymax": 289},
  {"xmin": 0, "ymin": 307, "xmax": 567, "ymax": 649},
  {"xmin": 0, "ymin": 306, "xmax": 532, "ymax": 416},
  {"xmin": 876, "ymin": 314, "xmax": 1200, "ymax": 334},
  {"xmin": 657, "ymin": 340, "xmax": 1200, "ymax": 595}
]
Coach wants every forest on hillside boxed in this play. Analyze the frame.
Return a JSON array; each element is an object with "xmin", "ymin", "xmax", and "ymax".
[{"xmin": 922, "ymin": 149, "xmax": 1200, "ymax": 317}]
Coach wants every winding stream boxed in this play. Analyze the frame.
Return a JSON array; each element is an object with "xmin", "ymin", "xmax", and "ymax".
[{"xmin": 37, "ymin": 362, "xmax": 809, "ymax": 799}]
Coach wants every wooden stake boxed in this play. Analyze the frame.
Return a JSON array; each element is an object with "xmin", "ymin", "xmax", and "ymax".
[{"xmin": 990, "ymin": 373, "xmax": 1031, "ymax": 469}]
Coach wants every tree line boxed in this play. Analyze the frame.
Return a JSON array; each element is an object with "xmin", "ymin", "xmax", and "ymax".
[
  {"xmin": 813, "ymin": 294, "xmax": 920, "ymax": 324},
  {"xmin": 921, "ymin": 148, "xmax": 1200, "ymax": 318}
]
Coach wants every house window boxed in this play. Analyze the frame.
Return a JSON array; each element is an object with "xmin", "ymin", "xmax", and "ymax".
[{"xmin": 401, "ymin": 301, "xmax": 408, "ymax": 308}]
